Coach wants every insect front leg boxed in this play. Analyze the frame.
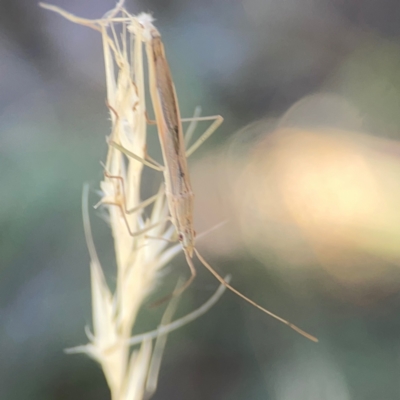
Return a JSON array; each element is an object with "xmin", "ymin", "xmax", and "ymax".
[
  {"xmin": 109, "ymin": 140, "xmax": 164, "ymax": 171},
  {"xmin": 106, "ymin": 100, "xmax": 164, "ymax": 171}
]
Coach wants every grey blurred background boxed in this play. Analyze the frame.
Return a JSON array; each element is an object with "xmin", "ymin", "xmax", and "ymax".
[{"xmin": 2, "ymin": 0, "xmax": 400, "ymax": 399}]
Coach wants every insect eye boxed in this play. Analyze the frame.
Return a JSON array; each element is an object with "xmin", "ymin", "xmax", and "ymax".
[{"xmin": 178, "ymin": 233, "xmax": 183, "ymax": 241}]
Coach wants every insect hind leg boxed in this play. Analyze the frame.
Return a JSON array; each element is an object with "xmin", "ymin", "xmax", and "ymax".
[{"xmin": 149, "ymin": 251, "xmax": 197, "ymax": 307}]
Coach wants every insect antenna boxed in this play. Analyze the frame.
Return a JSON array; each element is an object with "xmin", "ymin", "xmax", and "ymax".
[{"xmin": 194, "ymin": 248, "xmax": 318, "ymax": 342}]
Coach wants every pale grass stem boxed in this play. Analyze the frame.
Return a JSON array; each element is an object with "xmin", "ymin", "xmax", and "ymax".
[{"xmin": 40, "ymin": 3, "xmax": 227, "ymax": 400}]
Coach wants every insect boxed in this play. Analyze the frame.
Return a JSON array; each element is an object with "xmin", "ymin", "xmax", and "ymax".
[{"xmin": 111, "ymin": 13, "xmax": 317, "ymax": 342}]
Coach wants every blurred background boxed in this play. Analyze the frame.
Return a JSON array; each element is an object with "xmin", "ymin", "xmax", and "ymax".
[{"xmin": 2, "ymin": 0, "xmax": 400, "ymax": 399}]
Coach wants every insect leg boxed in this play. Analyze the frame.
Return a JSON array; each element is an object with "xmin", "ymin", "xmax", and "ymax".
[
  {"xmin": 150, "ymin": 252, "xmax": 197, "ymax": 307},
  {"xmin": 109, "ymin": 140, "xmax": 164, "ymax": 171},
  {"xmin": 102, "ymin": 166, "xmax": 164, "ymax": 214},
  {"xmin": 183, "ymin": 106, "xmax": 201, "ymax": 147},
  {"xmin": 100, "ymin": 166, "xmax": 166, "ymax": 237},
  {"xmin": 145, "ymin": 110, "xmax": 157, "ymax": 125},
  {"xmin": 185, "ymin": 115, "xmax": 224, "ymax": 157},
  {"xmin": 100, "ymin": 195, "xmax": 169, "ymax": 238},
  {"xmin": 106, "ymin": 101, "xmax": 163, "ymax": 171}
]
